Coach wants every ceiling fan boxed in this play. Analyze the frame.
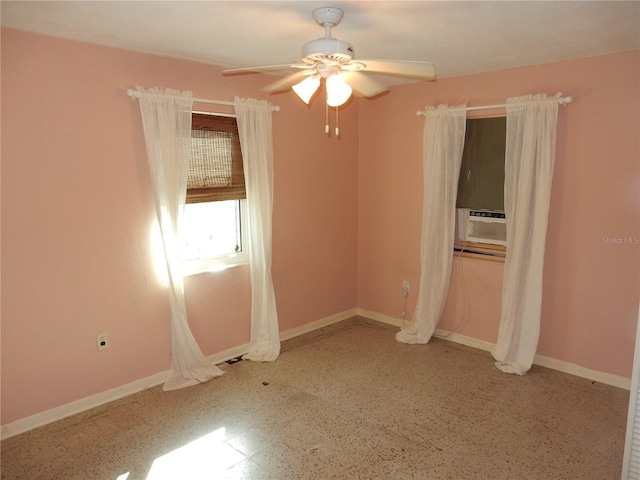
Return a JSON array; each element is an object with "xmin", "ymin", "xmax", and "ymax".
[{"xmin": 222, "ymin": 7, "xmax": 436, "ymax": 108}]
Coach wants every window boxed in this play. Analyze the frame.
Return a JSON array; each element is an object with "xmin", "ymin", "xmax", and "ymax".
[
  {"xmin": 181, "ymin": 113, "xmax": 248, "ymax": 275},
  {"xmin": 455, "ymin": 117, "xmax": 507, "ymax": 259}
]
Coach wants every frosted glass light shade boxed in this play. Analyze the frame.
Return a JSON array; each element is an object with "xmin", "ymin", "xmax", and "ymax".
[
  {"xmin": 292, "ymin": 76, "xmax": 321, "ymax": 104},
  {"xmin": 326, "ymin": 75, "xmax": 352, "ymax": 107}
]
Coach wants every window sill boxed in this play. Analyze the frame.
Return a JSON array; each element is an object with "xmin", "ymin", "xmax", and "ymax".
[
  {"xmin": 454, "ymin": 242, "xmax": 506, "ymax": 263},
  {"xmin": 182, "ymin": 256, "xmax": 249, "ymax": 277}
]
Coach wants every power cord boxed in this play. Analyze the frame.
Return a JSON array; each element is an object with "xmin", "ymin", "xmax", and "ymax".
[
  {"xmin": 435, "ymin": 242, "xmax": 469, "ymax": 338},
  {"xmin": 401, "ymin": 243, "xmax": 471, "ymax": 333}
]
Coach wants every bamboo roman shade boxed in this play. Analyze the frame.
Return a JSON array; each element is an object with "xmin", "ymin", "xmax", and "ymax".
[{"xmin": 187, "ymin": 113, "xmax": 245, "ymax": 203}]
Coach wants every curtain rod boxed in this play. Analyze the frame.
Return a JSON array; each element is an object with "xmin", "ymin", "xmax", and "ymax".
[
  {"xmin": 416, "ymin": 95, "xmax": 572, "ymax": 116},
  {"xmin": 126, "ymin": 89, "xmax": 280, "ymax": 112}
]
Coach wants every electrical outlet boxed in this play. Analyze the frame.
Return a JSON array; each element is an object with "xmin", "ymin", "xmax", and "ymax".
[
  {"xmin": 97, "ymin": 333, "xmax": 109, "ymax": 351},
  {"xmin": 403, "ymin": 280, "xmax": 410, "ymax": 295}
]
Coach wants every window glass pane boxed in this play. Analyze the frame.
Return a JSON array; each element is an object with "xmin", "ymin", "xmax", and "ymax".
[
  {"xmin": 457, "ymin": 117, "xmax": 506, "ymax": 210},
  {"xmin": 181, "ymin": 200, "xmax": 240, "ymax": 261}
]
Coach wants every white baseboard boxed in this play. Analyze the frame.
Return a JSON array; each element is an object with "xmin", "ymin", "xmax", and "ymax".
[
  {"xmin": 0, "ymin": 342, "xmax": 250, "ymax": 440},
  {"xmin": 532, "ymin": 353, "xmax": 631, "ymax": 390},
  {"xmin": 356, "ymin": 308, "xmax": 403, "ymax": 328},
  {"xmin": 3, "ymin": 307, "xmax": 629, "ymax": 439},
  {"xmin": 356, "ymin": 308, "xmax": 631, "ymax": 390},
  {"xmin": 1, "ymin": 371, "xmax": 168, "ymax": 441},
  {"xmin": 280, "ymin": 308, "xmax": 358, "ymax": 341},
  {"xmin": 0, "ymin": 308, "xmax": 358, "ymax": 440}
]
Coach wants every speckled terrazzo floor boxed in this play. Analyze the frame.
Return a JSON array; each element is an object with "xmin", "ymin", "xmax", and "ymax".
[{"xmin": 1, "ymin": 316, "xmax": 630, "ymax": 479}]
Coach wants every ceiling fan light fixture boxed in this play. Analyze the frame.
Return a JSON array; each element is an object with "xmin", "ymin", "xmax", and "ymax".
[
  {"xmin": 223, "ymin": 6, "xmax": 438, "ymax": 136},
  {"xmin": 292, "ymin": 75, "xmax": 321, "ymax": 104},
  {"xmin": 326, "ymin": 74, "xmax": 352, "ymax": 107}
]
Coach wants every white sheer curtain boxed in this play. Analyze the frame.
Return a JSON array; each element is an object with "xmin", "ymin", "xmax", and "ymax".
[
  {"xmin": 234, "ymin": 97, "xmax": 280, "ymax": 362},
  {"xmin": 396, "ymin": 104, "xmax": 467, "ymax": 344},
  {"xmin": 622, "ymin": 304, "xmax": 640, "ymax": 479},
  {"xmin": 136, "ymin": 86, "xmax": 224, "ymax": 390},
  {"xmin": 492, "ymin": 93, "xmax": 560, "ymax": 375}
]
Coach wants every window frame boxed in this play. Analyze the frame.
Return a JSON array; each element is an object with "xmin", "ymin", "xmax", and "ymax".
[
  {"xmin": 454, "ymin": 115, "xmax": 507, "ymax": 260},
  {"xmin": 181, "ymin": 198, "xmax": 249, "ymax": 276}
]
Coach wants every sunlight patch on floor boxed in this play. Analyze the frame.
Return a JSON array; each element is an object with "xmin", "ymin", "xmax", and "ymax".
[{"xmin": 145, "ymin": 428, "xmax": 245, "ymax": 479}]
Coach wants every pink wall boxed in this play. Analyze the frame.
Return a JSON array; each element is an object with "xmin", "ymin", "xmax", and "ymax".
[
  {"xmin": 2, "ymin": 27, "xmax": 638, "ymax": 428},
  {"xmin": 1, "ymin": 29, "xmax": 359, "ymax": 425},
  {"xmin": 358, "ymin": 51, "xmax": 640, "ymax": 378}
]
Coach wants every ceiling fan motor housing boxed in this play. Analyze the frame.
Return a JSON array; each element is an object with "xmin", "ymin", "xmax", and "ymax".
[{"xmin": 302, "ymin": 37, "xmax": 354, "ymax": 63}]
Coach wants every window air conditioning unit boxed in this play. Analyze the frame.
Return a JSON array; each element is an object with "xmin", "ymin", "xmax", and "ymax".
[{"xmin": 457, "ymin": 209, "xmax": 507, "ymax": 246}]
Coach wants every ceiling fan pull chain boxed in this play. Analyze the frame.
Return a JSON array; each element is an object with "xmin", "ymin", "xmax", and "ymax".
[
  {"xmin": 325, "ymin": 101, "xmax": 330, "ymax": 134},
  {"xmin": 335, "ymin": 106, "xmax": 340, "ymax": 136}
]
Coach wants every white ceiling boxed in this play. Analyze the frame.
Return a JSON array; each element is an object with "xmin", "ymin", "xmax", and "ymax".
[{"xmin": 2, "ymin": 1, "xmax": 639, "ymax": 85}]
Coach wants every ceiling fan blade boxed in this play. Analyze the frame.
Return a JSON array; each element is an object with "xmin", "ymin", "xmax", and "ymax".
[
  {"xmin": 357, "ymin": 60, "xmax": 436, "ymax": 81},
  {"xmin": 222, "ymin": 64, "xmax": 299, "ymax": 74},
  {"xmin": 262, "ymin": 70, "xmax": 315, "ymax": 93},
  {"xmin": 341, "ymin": 71, "xmax": 388, "ymax": 98}
]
